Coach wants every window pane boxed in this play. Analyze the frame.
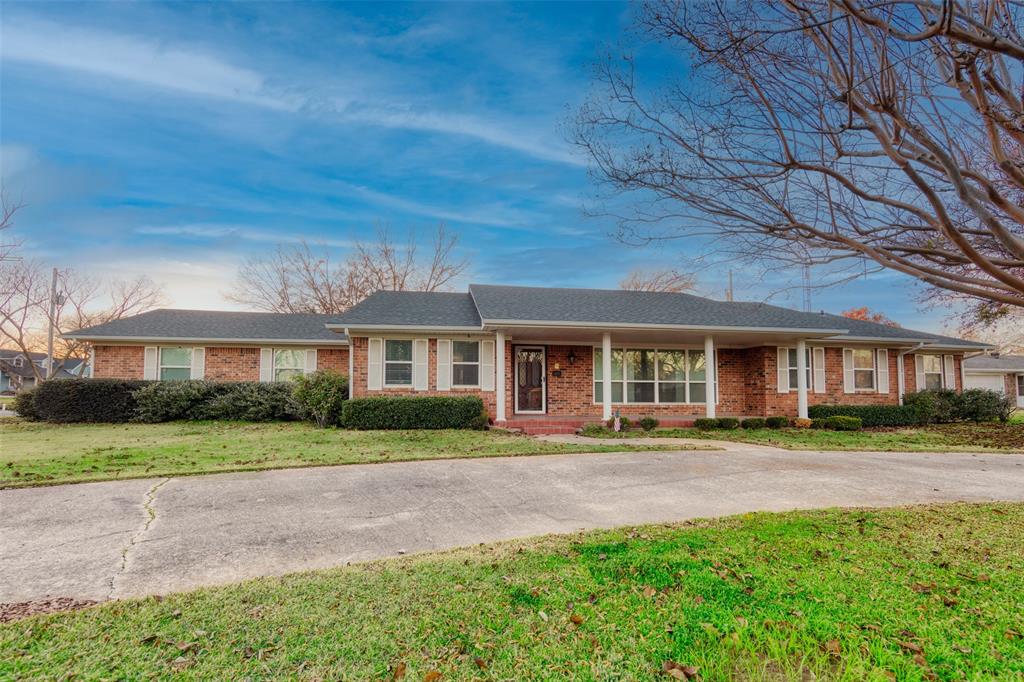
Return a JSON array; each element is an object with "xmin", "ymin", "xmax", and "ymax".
[
  {"xmin": 925, "ymin": 373, "xmax": 943, "ymax": 390},
  {"xmin": 852, "ymin": 349, "xmax": 875, "ymax": 370},
  {"xmin": 658, "ymin": 382, "xmax": 685, "ymax": 403},
  {"xmin": 594, "ymin": 348, "xmax": 602, "ymax": 381},
  {"xmin": 688, "ymin": 351, "xmax": 706, "ymax": 381},
  {"xmin": 594, "ymin": 349, "xmax": 624, "ymax": 381},
  {"xmin": 658, "ymin": 351, "xmax": 685, "ymax": 381},
  {"xmin": 453, "ymin": 364, "xmax": 479, "ymax": 386},
  {"xmin": 274, "ymin": 349, "xmax": 304, "ymax": 369},
  {"xmin": 789, "ymin": 368, "xmax": 799, "ymax": 389},
  {"xmin": 385, "ymin": 363, "xmax": 412, "ymax": 385},
  {"xmin": 385, "ymin": 340, "xmax": 413, "ymax": 362},
  {"xmin": 689, "ymin": 382, "xmax": 706, "ymax": 403},
  {"xmin": 452, "ymin": 341, "xmax": 479, "ymax": 363},
  {"xmin": 788, "ymin": 348, "xmax": 798, "ymax": 367},
  {"xmin": 275, "ymin": 368, "xmax": 302, "ymax": 382},
  {"xmin": 922, "ymin": 355, "xmax": 942, "ymax": 373},
  {"xmin": 594, "ymin": 382, "xmax": 624, "ymax": 403},
  {"xmin": 160, "ymin": 347, "xmax": 191, "ymax": 366},
  {"xmin": 159, "ymin": 367, "xmax": 191, "ymax": 381},
  {"xmin": 627, "ymin": 381, "xmax": 654, "ymax": 403},
  {"xmin": 854, "ymin": 368, "xmax": 875, "ymax": 390},
  {"xmin": 626, "ymin": 350, "xmax": 655, "ymax": 381}
]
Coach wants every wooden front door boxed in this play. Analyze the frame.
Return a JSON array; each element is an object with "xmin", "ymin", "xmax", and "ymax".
[{"xmin": 515, "ymin": 346, "xmax": 545, "ymax": 413}]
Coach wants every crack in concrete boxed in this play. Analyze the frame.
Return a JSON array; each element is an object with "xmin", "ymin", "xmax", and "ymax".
[{"xmin": 106, "ymin": 478, "xmax": 170, "ymax": 600}]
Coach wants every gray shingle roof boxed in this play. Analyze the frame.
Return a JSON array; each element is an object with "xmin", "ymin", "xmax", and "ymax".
[
  {"xmin": 65, "ymin": 309, "xmax": 348, "ymax": 343},
  {"xmin": 964, "ymin": 354, "xmax": 1024, "ymax": 371},
  {"xmin": 331, "ymin": 291, "xmax": 482, "ymax": 328}
]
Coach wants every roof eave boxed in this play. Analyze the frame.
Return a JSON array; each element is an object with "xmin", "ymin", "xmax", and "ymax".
[
  {"xmin": 480, "ymin": 319, "xmax": 850, "ymax": 335},
  {"xmin": 328, "ymin": 324, "xmax": 484, "ymax": 333},
  {"xmin": 61, "ymin": 334, "xmax": 349, "ymax": 345}
]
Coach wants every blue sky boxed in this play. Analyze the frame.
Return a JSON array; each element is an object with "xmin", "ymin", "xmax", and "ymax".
[{"xmin": 1, "ymin": 1, "xmax": 951, "ymax": 330}]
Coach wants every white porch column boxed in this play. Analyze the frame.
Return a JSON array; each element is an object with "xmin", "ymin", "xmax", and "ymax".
[
  {"xmin": 495, "ymin": 331, "xmax": 506, "ymax": 422},
  {"xmin": 896, "ymin": 352, "xmax": 905, "ymax": 405},
  {"xmin": 601, "ymin": 332, "xmax": 612, "ymax": 421},
  {"xmin": 704, "ymin": 335, "xmax": 716, "ymax": 418},
  {"xmin": 796, "ymin": 338, "xmax": 808, "ymax": 419}
]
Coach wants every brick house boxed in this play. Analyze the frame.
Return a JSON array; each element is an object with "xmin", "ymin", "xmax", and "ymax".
[
  {"xmin": 67, "ymin": 285, "xmax": 988, "ymax": 432},
  {"xmin": 963, "ymin": 354, "xmax": 1024, "ymax": 409}
]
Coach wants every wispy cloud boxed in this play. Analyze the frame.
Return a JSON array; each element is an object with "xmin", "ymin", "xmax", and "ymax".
[
  {"xmin": 2, "ymin": 18, "xmax": 581, "ymax": 166},
  {"xmin": 135, "ymin": 224, "xmax": 354, "ymax": 249}
]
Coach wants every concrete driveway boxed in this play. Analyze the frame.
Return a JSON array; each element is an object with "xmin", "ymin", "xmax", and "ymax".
[{"xmin": 2, "ymin": 446, "xmax": 1023, "ymax": 603}]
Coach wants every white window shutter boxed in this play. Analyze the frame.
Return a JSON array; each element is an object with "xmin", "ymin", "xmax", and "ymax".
[
  {"xmin": 367, "ymin": 339, "xmax": 382, "ymax": 390},
  {"xmin": 143, "ymin": 346, "xmax": 158, "ymax": 380},
  {"xmin": 876, "ymin": 349, "xmax": 889, "ymax": 394},
  {"xmin": 259, "ymin": 348, "xmax": 274, "ymax": 382},
  {"xmin": 413, "ymin": 339, "xmax": 429, "ymax": 391},
  {"xmin": 191, "ymin": 347, "xmax": 205, "ymax": 380},
  {"xmin": 842, "ymin": 349, "xmax": 855, "ymax": 393},
  {"xmin": 304, "ymin": 349, "xmax": 317, "ymax": 375},
  {"xmin": 812, "ymin": 347, "xmax": 826, "ymax": 393},
  {"xmin": 776, "ymin": 347, "xmax": 789, "ymax": 393},
  {"xmin": 943, "ymin": 355, "xmax": 955, "ymax": 389},
  {"xmin": 436, "ymin": 339, "xmax": 451, "ymax": 391},
  {"xmin": 915, "ymin": 354, "xmax": 925, "ymax": 392},
  {"xmin": 480, "ymin": 339, "xmax": 495, "ymax": 391}
]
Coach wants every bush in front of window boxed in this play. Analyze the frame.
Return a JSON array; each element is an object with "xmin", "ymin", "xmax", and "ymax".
[
  {"xmin": 134, "ymin": 381, "xmax": 301, "ymax": 423},
  {"xmin": 715, "ymin": 417, "xmax": 740, "ymax": 430},
  {"xmin": 807, "ymin": 404, "xmax": 923, "ymax": 427},
  {"xmin": 12, "ymin": 387, "xmax": 41, "ymax": 421},
  {"xmin": 341, "ymin": 396, "xmax": 486, "ymax": 430},
  {"xmin": 31, "ymin": 378, "xmax": 149, "ymax": 423},
  {"xmin": 693, "ymin": 418, "xmax": 717, "ymax": 430},
  {"xmin": 741, "ymin": 417, "xmax": 766, "ymax": 429},
  {"xmin": 133, "ymin": 381, "xmax": 232, "ymax": 422},
  {"xmin": 292, "ymin": 370, "xmax": 349, "ymax": 428},
  {"xmin": 902, "ymin": 389, "xmax": 962, "ymax": 424},
  {"xmin": 639, "ymin": 417, "xmax": 659, "ymax": 431},
  {"xmin": 958, "ymin": 389, "xmax": 1015, "ymax": 423},
  {"xmin": 765, "ymin": 416, "xmax": 790, "ymax": 429}
]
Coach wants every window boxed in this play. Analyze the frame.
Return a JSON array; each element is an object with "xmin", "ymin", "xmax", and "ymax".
[
  {"xmin": 384, "ymin": 340, "xmax": 413, "ymax": 386},
  {"xmin": 921, "ymin": 354, "xmax": 943, "ymax": 390},
  {"xmin": 788, "ymin": 348, "xmax": 812, "ymax": 390},
  {"xmin": 12, "ymin": 356, "xmax": 23, "ymax": 368},
  {"xmin": 273, "ymin": 349, "xmax": 304, "ymax": 382},
  {"xmin": 593, "ymin": 348, "xmax": 624, "ymax": 403},
  {"xmin": 594, "ymin": 347, "xmax": 708, "ymax": 404},
  {"xmin": 159, "ymin": 347, "xmax": 192, "ymax": 381},
  {"xmin": 852, "ymin": 348, "xmax": 876, "ymax": 390},
  {"xmin": 452, "ymin": 340, "xmax": 480, "ymax": 387}
]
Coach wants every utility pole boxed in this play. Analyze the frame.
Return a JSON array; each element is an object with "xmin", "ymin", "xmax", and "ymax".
[{"xmin": 45, "ymin": 267, "xmax": 64, "ymax": 380}]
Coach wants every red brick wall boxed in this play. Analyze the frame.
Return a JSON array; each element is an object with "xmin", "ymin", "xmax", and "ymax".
[
  {"xmin": 763, "ymin": 347, "xmax": 900, "ymax": 416},
  {"xmin": 93, "ymin": 345, "xmax": 144, "ymax": 379},
  {"xmin": 92, "ymin": 345, "xmax": 349, "ymax": 382}
]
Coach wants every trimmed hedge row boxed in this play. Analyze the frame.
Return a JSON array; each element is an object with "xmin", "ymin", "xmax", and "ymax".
[
  {"xmin": 133, "ymin": 381, "xmax": 301, "ymax": 423},
  {"xmin": 341, "ymin": 396, "xmax": 487, "ymax": 430},
  {"xmin": 810, "ymin": 389, "xmax": 1014, "ymax": 426},
  {"xmin": 807, "ymin": 403, "xmax": 922, "ymax": 427},
  {"xmin": 30, "ymin": 379, "xmax": 149, "ymax": 423}
]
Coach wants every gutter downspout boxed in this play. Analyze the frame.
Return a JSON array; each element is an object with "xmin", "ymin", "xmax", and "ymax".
[
  {"xmin": 346, "ymin": 327, "xmax": 354, "ymax": 400},
  {"xmin": 897, "ymin": 343, "xmax": 927, "ymax": 405}
]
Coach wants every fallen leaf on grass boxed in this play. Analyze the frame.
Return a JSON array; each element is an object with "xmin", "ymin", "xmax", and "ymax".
[
  {"xmin": 911, "ymin": 582, "xmax": 936, "ymax": 594},
  {"xmin": 897, "ymin": 641, "xmax": 923, "ymax": 654},
  {"xmin": 169, "ymin": 656, "xmax": 192, "ymax": 671},
  {"xmin": 392, "ymin": 661, "xmax": 406, "ymax": 679},
  {"xmin": 642, "ymin": 586, "xmax": 657, "ymax": 598},
  {"xmin": 474, "ymin": 657, "xmax": 488, "ymax": 670},
  {"xmin": 821, "ymin": 639, "xmax": 841, "ymax": 658},
  {"xmin": 424, "ymin": 672, "xmax": 442, "ymax": 682},
  {"xmin": 662, "ymin": 660, "xmax": 700, "ymax": 679},
  {"xmin": 570, "ymin": 614, "xmax": 584, "ymax": 625}
]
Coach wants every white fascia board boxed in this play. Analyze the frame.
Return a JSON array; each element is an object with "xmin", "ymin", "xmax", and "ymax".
[
  {"xmin": 964, "ymin": 367, "xmax": 1020, "ymax": 374},
  {"xmin": 820, "ymin": 335, "xmax": 991, "ymax": 350},
  {"xmin": 327, "ymin": 324, "xmax": 484, "ymax": 333},
  {"xmin": 61, "ymin": 335, "xmax": 349, "ymax": 346},
  {"xmin": 480, "ymin": 319, "xmax": 850, "ymax": 335}
]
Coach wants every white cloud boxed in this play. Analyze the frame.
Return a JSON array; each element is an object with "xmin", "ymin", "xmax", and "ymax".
[{"xmin": 135, "ymin": 224, "xmax": 354, "ymax": 249}]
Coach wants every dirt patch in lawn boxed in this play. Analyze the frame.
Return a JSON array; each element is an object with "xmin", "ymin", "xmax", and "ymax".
[
  {"xmin": 0, "ymin": 598, "xmax": 99, "ymax": 623},
  {"xmin": 922, "ymin": 422, "xmax": 1024, "ymax": 450}
]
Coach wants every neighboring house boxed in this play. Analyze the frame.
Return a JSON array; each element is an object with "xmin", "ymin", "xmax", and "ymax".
[
  {"xmin": 66, "ymin": 285, "xmax": 988, "ymax": 432},
  {"xmin": 963, "ymin": 354, "xmax": 1024, "ymax": 408},
  {"xmin": 0, "ymin": 349, "xmax": 92, "ymax": 393}
]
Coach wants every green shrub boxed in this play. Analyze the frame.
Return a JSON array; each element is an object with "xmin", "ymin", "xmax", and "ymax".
[
  {"xmin": 12, "ymin": 388, "xmax": 40, "ymax": 421},
  {"xmin": 816, "ymin": 415, "xmax": 863, "ymax": 431},
  {"xmin": 807, "ymin": 404, "xmax": 922, "ymax": 427},
  {"xmin": 292, "ymin": 370, "xmax": 349, "ymax": 427},
  {"xmin": 716, "ymin": 417, "xmax": 740, "ymax": 430},
  {"xmin": 133, "ymin": 381, "xmax": 300, "ymax": 423},
  {"xmin": 903, "ymin": 389, "xmax": 961, "ymax": 424},
  {"xmin": 581, "ymin": 423, "xmax": 612, "ymax": 437},
  {"xmin": 765, "ymin": 416, "xmax": 789, "ymax": 429},
  {"xmin": 741, "ymin": 417, "xmax": 766, "ymax": 430},
  {"xmin": 341, "ymin": 396, "xmax": 486, "ymax": 430},
  {"xmin": 693, "ymin": 418, "xmax": 717, "ymax": 430},
  {"xmin": 606, "ymin": 415, "xmax": 632, "ymax": 430},
  {"xmin": 958, "ymin": 388, "xmax": 1012, "ymax": 423},
  {"xmin": 33, "ymin": 379, "xmax": 148, "ymax": 423},
  {"xmin": 638, "ymin": 417, "xmax": 659, "ymax": 431}
]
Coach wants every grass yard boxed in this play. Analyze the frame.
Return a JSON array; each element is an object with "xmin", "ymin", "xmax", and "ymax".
[
  {"xmin": 2, "ymin": 503, "xmax": 1021, "ymax": 680},
  {"xmin": 0, "ymin": 420, "xmax": 692, "ymax": 488},
  {"xmin": 597, "ymin": 422, "xmax": 1024, "ymax": 452}
]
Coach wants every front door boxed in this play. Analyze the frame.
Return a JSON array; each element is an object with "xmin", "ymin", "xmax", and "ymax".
[
  {"xmin": 1017, "ymin": 374, "xmax": 1024, "ymax": 408},
  {"xmin": 515, "ymin": 346, "xmax": 545, "ymax": 413}
]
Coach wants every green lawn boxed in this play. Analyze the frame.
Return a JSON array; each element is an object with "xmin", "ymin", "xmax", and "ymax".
[
  {"xmin": 0, "ymin": 420, "xmax": 692, "ymax": 488},
  {"xmin": 597, "ymin": 423, "xmax": 1024, "ymax": 452},
  {"xmin": 3, "ymin": 503, "xmax": 1021, "ymax": 680}
]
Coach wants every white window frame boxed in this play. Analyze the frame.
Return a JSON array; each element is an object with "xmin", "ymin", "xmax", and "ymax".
[
  {"xmin": 383, "ymin": 339, "xmax": 414, "ymax": 388},
  {"xmin": 158, "ymin": 346, "xmax": 193, "ymax": 381},
  {"xmin": 778, "ymin": 347, "xmax": 813, "ymax": 393},
  {"xmin": 271, "ymin": 348, "xmax": 305, "ymax": 383},
  {"xmin": 592, "ymin": 346, "xmax": 709, "ymax": 405},
  {"xmin": 920, "ymin": 354, "xmax": 944, "ymax": 390},
  {"xmin": 451, "ymin": 340, "xmax": 481, "ymax": 388},
  {"xmin": 851, "ymin": 348, "xmax": 877, "ymax": 391}
]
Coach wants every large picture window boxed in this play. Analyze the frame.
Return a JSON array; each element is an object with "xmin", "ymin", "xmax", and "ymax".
[
  {"xmin": 384, "ymin": 340, "xmax": 413, "ymax": 386},
  {"xmin": 921, "ymin": 354, "xmax": 943, "ymax": 390},
  {"xmin": 273, "ymin": 349, "xmax": 305, "ymax": 382},
  {"xmin": 852, "ymin": 348, "xmax": 876, "ymax": 390},
  {"xmin": 594, "ymin": 347, "xmax": 708, "ymax": 404},
  {"xmin": 159, "ymin": 347, "xmax": 192, "ymax": 381},
  {"xmin": 452, "ymin": 340, "xmax": 480, "ymax": 387}
]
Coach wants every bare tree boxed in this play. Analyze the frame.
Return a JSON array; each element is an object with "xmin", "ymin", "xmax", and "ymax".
[
  {"xmin": 575, "ymin": 0, "xmax": 1024, "ymax": 311},
  {"xmin": 228, "ymin": 224, "xmax": 469, "ymax": 313},
  {"xmin": 619, "ymin": 268, "xmax": 696, "ymax": 292}
]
